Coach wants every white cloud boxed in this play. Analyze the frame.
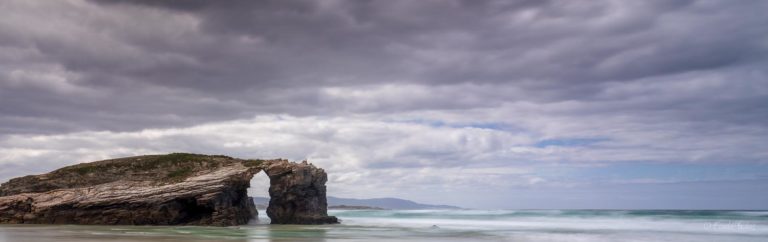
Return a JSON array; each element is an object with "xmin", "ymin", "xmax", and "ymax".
[
  {"xmin": 2, "ymin": 110, "xmax": 765, "ymax": 206},
  {"xmin": 0, "ymin": 0, "xmax": 766, "ymax": 209}
]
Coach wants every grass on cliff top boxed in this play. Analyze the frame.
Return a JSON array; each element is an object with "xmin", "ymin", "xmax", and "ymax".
[
  {"xmin": 165, "ymin": 166, "xmax": 194, "ymax": 182},
  {"xmin": 243, "ymin": 159, "xmax": 266, "ymax": 167},
  {"xmin": 1, "ymin": 153, "xmax": 267, "ymax": 195},
  {"xmin": 57, "ymin": 153, "xmax": 235, "ymax": 181}
]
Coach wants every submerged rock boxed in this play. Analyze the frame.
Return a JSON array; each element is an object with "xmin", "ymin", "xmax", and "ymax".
[{"xmin": 0, "ymin": 153, "xmax": 338, "ymax": 226}]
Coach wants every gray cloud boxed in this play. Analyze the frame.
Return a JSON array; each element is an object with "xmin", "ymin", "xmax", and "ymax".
[
  {"xmin": 0, "ymin": 115, "xmax": 765, "ymax": 208},
  {"xmin": 1, "ymin": 0, "xmax": 767, "ymax": 134},
  {"xmin": 1, "ymin": 0, "xmax": 767, "ymax": 208}
]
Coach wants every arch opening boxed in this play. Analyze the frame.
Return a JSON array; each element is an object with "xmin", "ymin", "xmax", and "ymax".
[{"xmin": 247, "ymin": 171, "xmax": 272, "ymax": 224}]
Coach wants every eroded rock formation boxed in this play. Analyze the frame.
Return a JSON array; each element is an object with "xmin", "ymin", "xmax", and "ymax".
[
  {"xmin": 265, "ymin": 160, "xmax": 337, "ymax": 224},
  {"xmin": 0, "ymin": 153, "xmax": 338, "ymax": 226}
]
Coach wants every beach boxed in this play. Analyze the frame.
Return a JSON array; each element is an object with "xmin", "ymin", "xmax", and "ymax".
[{"xmin": 1, "ymin": 209, "xmax": 766, "ymax": 242}]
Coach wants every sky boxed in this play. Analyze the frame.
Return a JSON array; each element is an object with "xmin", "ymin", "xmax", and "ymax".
[{"xmin": 1, "ymin": 0, "xmax": 767, "ymax": 209}]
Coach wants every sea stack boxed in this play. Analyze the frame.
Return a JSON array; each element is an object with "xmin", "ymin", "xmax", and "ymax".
[{"xmin": 0, "ymin": 153, "xmax": 338, "ymax": 226}]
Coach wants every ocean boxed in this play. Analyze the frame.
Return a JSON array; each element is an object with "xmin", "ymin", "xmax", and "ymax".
[{"xmin": 1, "ymin": 209, "xmax": 766, "ymax": 241}]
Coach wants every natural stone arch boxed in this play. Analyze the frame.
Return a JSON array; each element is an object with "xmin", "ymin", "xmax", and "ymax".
[{"xmin": 0, "ymin": 154, "xmax": 338, "ymax": 226}]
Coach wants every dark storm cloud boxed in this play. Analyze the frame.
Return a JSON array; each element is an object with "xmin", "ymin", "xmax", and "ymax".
[
  {"xmin": 98, "ymin": 0, "xmax": 761, "ymax": 87},
  {"xmin": 0, "ymin": 0, "xmax": 767, "ymax": 135}
]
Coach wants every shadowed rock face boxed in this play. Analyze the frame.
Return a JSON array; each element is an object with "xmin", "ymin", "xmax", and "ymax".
[
  {"xmin": 265, "ymin": 160, "xmax": 338, "ymax": 224},
  {"xmin": 0, "ymin": 154, "xmax": 338, "ymax": 226}
]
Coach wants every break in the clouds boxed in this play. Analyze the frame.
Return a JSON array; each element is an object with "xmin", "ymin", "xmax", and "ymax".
[{"xmin": 1, "ymin": 0, "xmax": 767, "ymax": 209}]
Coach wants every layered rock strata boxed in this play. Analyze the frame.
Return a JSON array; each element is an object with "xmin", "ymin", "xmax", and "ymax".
[
  {"xmin": 265, "ymin": 160, "xmax": 337, "ymax": 224},
  {"xmin": 0, "ymin": 153, "xmax": 338, "ymax": 226}
]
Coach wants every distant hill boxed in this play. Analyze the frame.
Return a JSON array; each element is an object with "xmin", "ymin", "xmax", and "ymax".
[{"xmin": 252, "ymin": 196, "xmax": 461, "ymax": 210}]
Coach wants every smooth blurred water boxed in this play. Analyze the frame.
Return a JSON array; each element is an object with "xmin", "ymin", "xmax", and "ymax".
[{"xmin": 1, "ymin": 210, "xmax": 767, "ymax": 241}]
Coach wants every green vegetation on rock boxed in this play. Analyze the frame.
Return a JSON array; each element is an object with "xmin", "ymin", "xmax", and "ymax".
[
  {"xmin": 244, "ymin": 159, "xmax": 266, "ymax": 167},
  {"xmin": 166, "ymin": 167, "xmax": 194, "ymax": 181},
  {"xmin": 0, "ymin": 153, "xmax": 275, "ymax": 196},
  {"xmin": 57, "ymin": 153, "xmax": 214, "ymax": 175}
]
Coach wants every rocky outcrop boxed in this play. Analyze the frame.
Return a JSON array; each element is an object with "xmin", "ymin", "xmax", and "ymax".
[
  {"xmin": 265, "ymin": 160, "xmax": 338, "ymax": 224},
  {"xmin": 0, "ymin": 153, "xmax": 338, "ymax": 226}
]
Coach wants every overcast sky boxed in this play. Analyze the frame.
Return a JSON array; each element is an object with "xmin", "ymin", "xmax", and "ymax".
[{"xmin": 1, "ymin": 0, "xmax": 767, "ymax": 209}]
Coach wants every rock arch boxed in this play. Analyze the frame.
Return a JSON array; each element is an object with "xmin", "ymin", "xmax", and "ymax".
[{"xmin": 0, "ymin": 154, "xmax": 338, "ymax": 225}]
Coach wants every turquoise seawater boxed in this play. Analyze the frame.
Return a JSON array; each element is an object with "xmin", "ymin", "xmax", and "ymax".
[{"xmin": 1, "ymin": 210, "xmax": 767, "ymax": 241}]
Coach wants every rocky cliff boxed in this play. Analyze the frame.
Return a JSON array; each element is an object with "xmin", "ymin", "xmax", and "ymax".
[
  {"xmin": 0, "ymin": 153, "xmax": 338, "ymax": 226},
  {"xmin": 264, "ymin": 160, "xmax": 338, "ymax": 224}
]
